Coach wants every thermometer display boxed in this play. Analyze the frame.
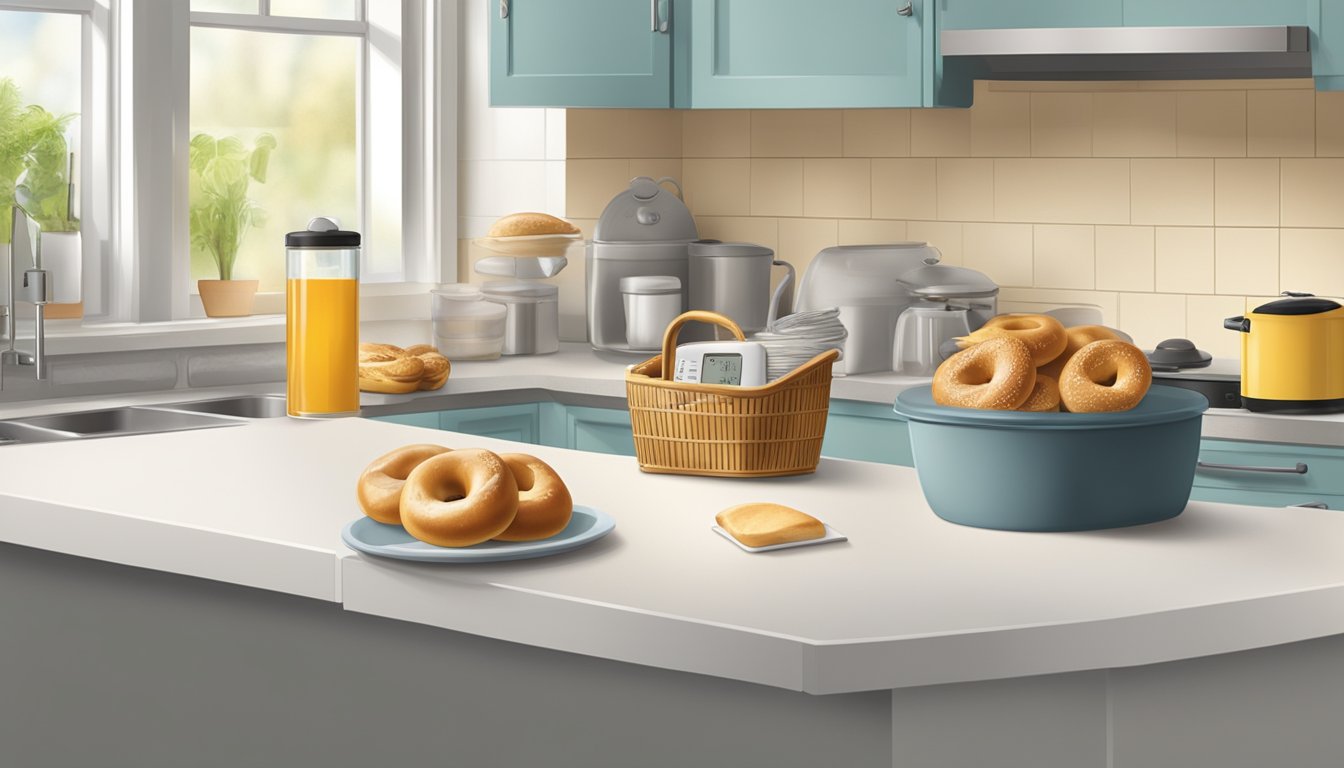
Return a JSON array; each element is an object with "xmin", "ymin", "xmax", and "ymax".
[{"xmin": 701, "ymin": 354, "xmax": 743, "ymax": 385}]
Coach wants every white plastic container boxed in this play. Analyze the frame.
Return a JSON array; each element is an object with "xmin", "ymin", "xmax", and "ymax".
[
  {"xmin": 620, "ymin": 275, "xmax": 682, "ymax": 351},
  {"xmin": 431, "ymin": 285, "xmax": 507, "ymax": 360}
]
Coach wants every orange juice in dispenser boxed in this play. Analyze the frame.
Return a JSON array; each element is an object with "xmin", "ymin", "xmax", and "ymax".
[{"xmin": 285, "ymin": 218, "xmax": 360, "ymax": 418}]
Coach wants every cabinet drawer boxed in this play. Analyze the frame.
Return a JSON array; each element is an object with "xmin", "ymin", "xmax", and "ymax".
[
  {"xmin": 1190, "ymin": 487, "xmax": 1344, "ymax": 511},
  {"xmin": 1193, "ymin": 439, "xmax": 1344, "ymax": 497}
]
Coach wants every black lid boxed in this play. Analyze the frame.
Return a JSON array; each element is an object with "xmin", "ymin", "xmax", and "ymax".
[
  {"xmin": 286, "ymin": 217, "xmax": 360, "ymax": 247},
  {"xmin": 1146, "ymin": 338, "xmax": 1212, "ymax": 371},
  {"xmin": 1252, "ymin": 296, "xmax": 1342, "ymax": 316}
]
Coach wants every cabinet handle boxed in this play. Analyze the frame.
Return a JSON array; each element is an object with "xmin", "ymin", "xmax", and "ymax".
[
  {"xmin": 1197, "ymin": 460, "xmax": 1308, "ymax": 475},
  {"xmin": 1289, "ymin": 501, "xmax": 1330, "ymax": 509},
  {"xmin": 500, "ymin": 0, "xmax": 508, "ymax": 20},
  {"xmin": 651, "ymin": 0, "xmax": 668, "ymax": 33},
  {"xmin": 898, "ymin": 3, "xmax": 914, "ymax": 16},
  {"xmin": 650, "ymin": 0, "xmax": 657, "ymax": 31}
]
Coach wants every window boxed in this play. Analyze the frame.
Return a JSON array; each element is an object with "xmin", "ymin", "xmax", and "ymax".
[{"xmin": 1, "ymin": 0, "xmax": 451, "ymax": 326}]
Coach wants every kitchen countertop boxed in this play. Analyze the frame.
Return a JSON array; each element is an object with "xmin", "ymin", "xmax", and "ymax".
[{"xmin": 3, "ymin": 408, "xmax": 1344, "ymax": 694}]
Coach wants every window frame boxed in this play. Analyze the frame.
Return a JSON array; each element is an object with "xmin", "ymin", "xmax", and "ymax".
[{"xmin": 2, "ymin": 0, "xmax": 454, "ymax": 328}]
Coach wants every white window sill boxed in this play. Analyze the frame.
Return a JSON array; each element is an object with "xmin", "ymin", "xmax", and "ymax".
[{"xmin": 26, "ymin": 283, "xmax": 435, "ymax": 356}]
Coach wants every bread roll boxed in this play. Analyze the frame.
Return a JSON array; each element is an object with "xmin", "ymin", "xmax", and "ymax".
[
  {"xmin": 715, "ymin": 503, "xmax": 825, "ymax": 548},
  {"xmin": 488, "ymin": 212, "xmax": 579, "ymax": 238},
  {"xmin": 359, "ymin": 356, "xmax": 425, "ymax": 394}
]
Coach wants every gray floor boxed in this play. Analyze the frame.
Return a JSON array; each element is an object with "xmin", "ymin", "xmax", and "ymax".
[{"xmin": 0, "ymin": 542, "xmax": 891, "ymax": 768}]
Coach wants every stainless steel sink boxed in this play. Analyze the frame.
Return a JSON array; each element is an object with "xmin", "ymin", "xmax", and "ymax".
[
  {"xmin": 7, "ymin": 407, "xmax": 243, "ymax": 438},
  {"xmin": 0, "ymin": 421, "xmax": 80, "ymax": 446},
  {"xmin": 149, "ymin": 395, "xmax": 288, "ymax": 419}
]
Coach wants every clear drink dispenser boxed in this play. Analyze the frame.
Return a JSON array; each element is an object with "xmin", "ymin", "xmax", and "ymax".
[{"xmin": 285, "ymin": 217, "xmax": 360, "ymax": 418}]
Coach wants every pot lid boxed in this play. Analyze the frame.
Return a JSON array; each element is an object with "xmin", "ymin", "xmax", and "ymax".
[
  {"xmin": 619, "ymin": 275, "xmax": 682, "ymax": 295},
  {"xmin": 893, "ymin": 385, "xmax": 1208, "ymax": 429},
  {"xmin": 688, "ymin": 241, "xmax": 774, "ymax": 258},
  {"xmin": 1252, "ymin": 293, "xmax": 1343, "ymax": 315},
  {"xmin": 593, "ymin": 176, "xmax": 698, "ymax": 244},
  {"xmin": 286, "ymin": 216, "xmax": 360, "ymax": 247},
  {"xmin": 1146, "ymin": 338, "xmax": 1212, "ymax": 371},
  {"xmin": 897, "ymin": 262, "xmax": 999, "ymax": 298}
]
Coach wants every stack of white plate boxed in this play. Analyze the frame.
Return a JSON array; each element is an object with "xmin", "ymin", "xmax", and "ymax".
[{"xmin": 750, "ymin": 308, "xmax": 848, "ymax": 381}]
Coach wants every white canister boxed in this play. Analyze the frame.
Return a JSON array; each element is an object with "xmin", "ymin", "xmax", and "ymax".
[
  {"xmin": 620, "ymin": 275, "xmax": 683, "ymax": 351},
  {"xmin": 480, "ymin": 281, "xmax": 560, "ymax": 356}
]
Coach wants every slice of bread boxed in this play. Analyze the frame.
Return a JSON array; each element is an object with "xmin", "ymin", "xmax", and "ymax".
[
  {"xmin": 488, "ymin": 212, "xmax": 579, "ymax": 238},
  {"xmin": 715, "ymin": 503, "xmax": 825, "ymax": 548}
]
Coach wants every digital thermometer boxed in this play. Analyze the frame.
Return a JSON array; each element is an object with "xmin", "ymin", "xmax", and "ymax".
[{"xmin": 672, "ymin": 341, "xmax": 768, "ymax": 386}]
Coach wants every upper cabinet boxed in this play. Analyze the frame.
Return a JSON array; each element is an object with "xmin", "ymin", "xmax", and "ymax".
[
  {"xmin": 1121, "ymin": 0, "xmax": 1313, "ymax": 27},
  {"xmin": 937, "ymin": 0, "xmax": 1121, "ymax": 30},
  {"xmin": 490, "ymin": 0, "xmax": 673, "ymax": 108},
  {"xmin": 688, "ymin": 0, "xmax": 924, "ymax": 108}
]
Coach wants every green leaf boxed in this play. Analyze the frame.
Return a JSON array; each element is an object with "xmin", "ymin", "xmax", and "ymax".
[{"xmin": 187, "ymin": 132, "xmax": 277, "ymax": 279}]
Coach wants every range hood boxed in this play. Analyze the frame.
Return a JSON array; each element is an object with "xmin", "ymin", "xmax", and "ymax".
[{"xmin": 940, "ymin": 26, "xmax": 1311, "ymax": 81}]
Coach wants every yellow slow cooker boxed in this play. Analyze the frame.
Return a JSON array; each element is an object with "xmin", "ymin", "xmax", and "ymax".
[{"xmin": 1224, "ymin": 294, "xmax": 1344, "ymax": 414}]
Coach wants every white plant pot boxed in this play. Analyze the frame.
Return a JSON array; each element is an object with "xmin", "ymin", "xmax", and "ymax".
[{"xmin": 38, "ymin": 230, "xmax": 82, "ymax": 305}]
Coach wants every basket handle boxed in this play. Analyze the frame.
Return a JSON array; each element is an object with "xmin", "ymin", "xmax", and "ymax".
[{"xmin": 660, "ymin": 310, "xmax": 746, "ymax": 381}]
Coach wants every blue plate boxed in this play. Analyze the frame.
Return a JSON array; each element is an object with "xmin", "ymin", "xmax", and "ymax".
[{"xmin": 341, "ymin": 505, "xmax": 615, "ymax": 563}]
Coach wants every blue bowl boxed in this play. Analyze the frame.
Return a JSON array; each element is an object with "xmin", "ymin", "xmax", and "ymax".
[{"xmin": 893, "ymin": 386, "xmax": 1208, "ymax": 532}]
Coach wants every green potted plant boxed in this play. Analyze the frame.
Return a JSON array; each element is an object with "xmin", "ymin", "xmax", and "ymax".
[{"xmin": 189, "ymin": 131, "xmax": 276, "ymax": 317}]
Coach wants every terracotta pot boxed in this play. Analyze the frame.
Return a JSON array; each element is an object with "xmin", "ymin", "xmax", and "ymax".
[
  {"xmin": 45, "ymin": 301, "xmax": 83, "ymax": 320},
  {"xmin": 198, "ymin": 279, "xmax": 259, "ymax": 317}
]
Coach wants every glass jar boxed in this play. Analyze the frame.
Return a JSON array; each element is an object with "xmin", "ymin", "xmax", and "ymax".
[{"xmin": 285, "ymin": 217, "xmax": 360, "ymax": 418}]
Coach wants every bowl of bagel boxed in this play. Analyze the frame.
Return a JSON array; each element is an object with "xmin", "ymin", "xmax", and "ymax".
[
  {"xmin": 892, "ymin": 314, "xmax": 1209, "ymax": 532},
  {"xmin": 343, "ymin": 443, "xmax": 615, "ymax": 562}
]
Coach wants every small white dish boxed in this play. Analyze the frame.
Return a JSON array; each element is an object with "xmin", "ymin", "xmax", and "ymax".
[{"xmin": 712, "ymin": 523, "xmax": 847, "ymax": 553}]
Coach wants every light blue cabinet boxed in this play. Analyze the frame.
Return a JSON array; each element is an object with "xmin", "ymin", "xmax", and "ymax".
[
  {"xmin": 489, "ymin": 0, "xmax": 672, "ymax": 108},
  {"xmin": 373, "ymin": 412, "xmax": 442, "ymax": 429},
  {"xmin": 939, "ymin": 0, "xmax": 1121, "ymax": 30},
  {"xmin": 822, "ymin": 401, "xmax": 913, "ymax": 466},
  {"xmin": 557, "ymin": 405, "xmax": 639, "ymax": 457},
  {"xmin": 1189, "ymin": 438, "xmax": 1344, "ymax": 509},
  {"xmin": 1121, "ymin": 0, "xmax": 1313, "ymax": 27},
  {"xmin": 437, "ymin": 403, "xmax": 543, "ymax": 444},
  {"xmin": 689, "ymin": 0, "xmax": 925, "ymax": 108}
]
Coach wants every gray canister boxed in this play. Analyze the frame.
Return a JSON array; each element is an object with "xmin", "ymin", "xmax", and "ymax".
[
  {"xmin": 480, "ymin": 282, "xmax": 560, "ymax": 355},
  {"xmin": 620, "ymin": 275, "xmax": 683, "ymax": 351}
]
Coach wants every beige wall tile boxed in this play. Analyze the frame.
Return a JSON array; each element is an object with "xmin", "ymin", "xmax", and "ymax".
[
  {"xmin": 566, "ymin": 110, "xmax": 682, "ymax": 159},
  {"xmin": 1247, "ymin": 90, "xmax": 1315, "ymax": 157},
  {"xmin": 1033, "ymin": 224, "xmax": 1094, "ymax": 289},
  {"xmin": 971, "ymin": 89, "xmax": 1030, "ymax": 157},
  {"xmin": 1214, "ymin": 159, "xmax": 1278, "ymax": 228},
  {"xmin": 1317, "ymin": 91, "xmax": 1344, "ymax": 157},
  {"xmin": 936, "ymin": 158, "xmax": 994, "ymax": 222},
  {"xmin": 872, "ymin": 158, "xmax": 938, "ymax": 220},
  {"xmin": 1280, "ymin": 228, "xmax": 1344, "ymax": 297},
  {"xmin": 803, "ymin": 158, "xmax": 871, "ymax": 218},
  {"xmin": 1095, "ymin": 225, "xmax": 1155, "ymax": 292},
  {"xmin": 1281, "ymin": 159, "xmax": 1344, "ymax": 228},
  {"xmin": 964, "ymin": 223, "xmax": 1033, "ymax": 287},
  {"xmin": 1093, "ymin": 92, "xmax": 1177, "ymax": 157},
  {"xmin": 1176, "ymin": 91, "xmax": 1246, "ymax": 157},
  {"xmin": 994, "ymin": 159, "xmax": 1130, "ymax": 225},
  {"xmin": 682, "ymin": 159, "xmax": 751, "ymax": 216},
  {"xmin": 1117, "ymin": 293, "xmax": 1187, "ymax": 350},
  {"xmin": 627, "ymin": 159, "xmax": 683, "ymax": 184},
  {"xmin": 908, "ymin": 221, "xmax": 964, "ymax": 265},
  {"xmin": 1185, "ymin": 294, "xmax": 1246, "ymax": 358},
  {"xmin": 1031, "ymin": 92, "xmax": 1092, "ymax": 157},
  {"xmin": 776, "ymin": 218, "xmax": 839, "ymax": 277},
  {"xmin": 1155, "ymin": 227, "xmax": 1215, "ymax": 294},
  {"xmin": 1215, "ymin": 228, "xmax": 1279, "ymax": 295},
  {"xmin": 1131, "ymin": 159, "xmax": 1214, "ymax": 226},
  {"xmin": 565, "ymin": 159, "xmax": 630, "ymax": 219},
  {"xmin": 839, "ymin": 219, "xmax": 908, "ymax": 246},
  {"xmin": 749, "ymin": 159, "xmax": 804, "ymax": 217},
  {"xmin": 751, "ymin": 110, "xmax": 842, "ymax": 157},
  {"xmin": 843, "ymin": 109, "xmax": 910, "ymax": 157},
  {"xmin": 682, "ymin": 110, "xmax": 750, "ymax": 158},
  {"xmin": 910, "ymin": 108, "xmax": 971, "ymax": 157},
  {"xmin": 694, "ymin": 216, "xmax": 780, "ymax": 251}
]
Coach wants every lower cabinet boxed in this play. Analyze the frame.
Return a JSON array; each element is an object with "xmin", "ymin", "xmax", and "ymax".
[
  {"xmin": 1189, "ymin": 438, "xmax": 1344, "ymax": 510},
  {"xmin": 822, "ymin": 400, "xmax": 914, "ymax": 466}
]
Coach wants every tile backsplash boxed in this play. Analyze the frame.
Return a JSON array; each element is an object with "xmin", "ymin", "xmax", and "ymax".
[{"xmin": 561, "ymin": 79, "xmax": 1344, "ymax": 357}]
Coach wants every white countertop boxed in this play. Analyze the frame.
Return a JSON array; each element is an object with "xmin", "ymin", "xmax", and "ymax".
[{"xmin": 3, "ymin": 409, "xmax": 1344, "ymax": 694}]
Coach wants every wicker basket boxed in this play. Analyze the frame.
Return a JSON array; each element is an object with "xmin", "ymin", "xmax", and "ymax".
[{"xmin": 625, "ymin": 310, "xmax": 839, "ymax": 477}]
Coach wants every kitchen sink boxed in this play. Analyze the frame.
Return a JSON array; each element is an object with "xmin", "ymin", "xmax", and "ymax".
[
  {"xmin": 149, "ymin": 395, "xmax": 288, "ymax": 419},
  {"xmin": 7, "ymin": 407, "xmax": 243, "ymax": 438},
  {"xmin": 0, "ymin": 421, "xmax": 80, "ymax": 446}
]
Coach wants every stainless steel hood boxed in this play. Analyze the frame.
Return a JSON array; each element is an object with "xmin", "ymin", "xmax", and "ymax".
[{"xmin": 940, "ymin": 26, "xmax": 1311, "ymax": 80}]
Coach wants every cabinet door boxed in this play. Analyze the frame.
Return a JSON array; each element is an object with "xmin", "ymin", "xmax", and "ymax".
[
  {"xmin": 438, "ymin": 404, "xmax": 542, "ymax": 445},
  {"xmin": 1193, "ymin": 439, "xmax": 1344, "ymax": 498},
  {"xmin": 562, "ymin": 405, "xmax": 637, "ymax": 457},
  {"xmin": 938, "ymin": 0, "xmax": 1121, "ymax": 30},
  {"xmin": 690, "ymin": 0, "xmax": 924, "ymax": 108},
  {"xmin": 1189, "ymin": 487, "xmax": 1344, "ymax": 510},
  {"xmin": 1317, "ymin": 0, "xmax": 1344, "ymax": 88},
  {"xmin": 1122, "ymin": 0, "xmax": 1312, "ymax": 27},
  {"xmin": 370, "ymin": 412, "xmax": 442, "ymax": 429},
  {"xmin": 490, "ymin": 0, "xmax": 672, "ymax": 107},
  {"xmin": 822, "ymin": 401, "xmax": 914, "ymax": 466}
]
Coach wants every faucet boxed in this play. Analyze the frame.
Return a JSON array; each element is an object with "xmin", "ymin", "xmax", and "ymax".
[{"xmin": 4, "ymin": 205, "xmax": 53, "ymax": 382}]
